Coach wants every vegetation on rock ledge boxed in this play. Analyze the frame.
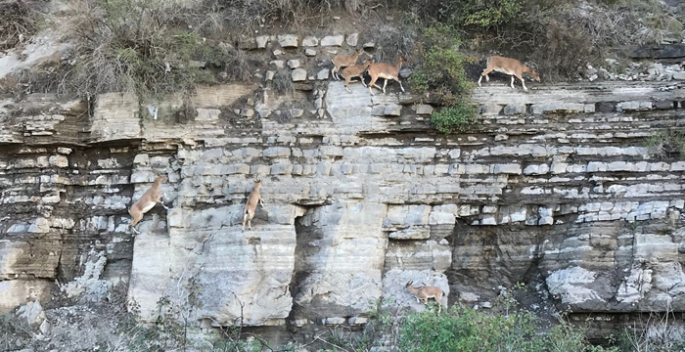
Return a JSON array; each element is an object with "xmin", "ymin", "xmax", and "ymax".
[
  {"xmin": 61, "ymin": 0, "xmax": 253, "ymax": 99},
  {"xmin": 407, "ymin": 25, "xmax": 477, "ymax": 134}
]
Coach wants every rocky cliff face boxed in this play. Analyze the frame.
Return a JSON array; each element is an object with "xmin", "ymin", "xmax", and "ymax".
[{"xmin": 1, "ymin": 31, "xmax": 685, "ymax": 343}]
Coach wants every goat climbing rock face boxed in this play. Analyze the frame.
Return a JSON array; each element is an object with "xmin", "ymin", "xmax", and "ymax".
[
  {"xmin": 242, "ymin": 179, "xmax": 265, "ymax": 232},
  {"xmin": 128, "ymin": 175, "xmax": 169, "ymax": 234}
]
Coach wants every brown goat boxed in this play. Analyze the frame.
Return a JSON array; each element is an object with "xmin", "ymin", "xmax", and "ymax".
[
  {"xmin": 478, "ymin": 55, "xmax": 540, "ymax": 91},
  {"xmin": 242, "ymin": 179, "xmax": 265, "ymax": 231},
  {"xmin": 367, "ymin": 56, "xmax": 405, "ymax": 95},
  {"xmin": 339, "ymin": 57, "xmax": 373, "ymax": 93},
  {"xmin": 129, "ymin": 175, "xmax": 169, "ymax": 234},
  {"xmin": 331, "ymin": 48, "xmax": 364, "ymax": 80},
  {"xmin": 405, "ymin": 280, "xmax": 446, "ymax": 314}
]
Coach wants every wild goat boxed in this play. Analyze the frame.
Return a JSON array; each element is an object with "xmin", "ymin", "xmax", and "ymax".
[
  {"xmin": 129, "ymin": 175, "xmax": 169, "ymax": 234},
  {"xmin": 242, "ymin": 179, "xmax": 265, "ymax": 231},
  {"xmin": 339, "ymin": 57, "xmax": 373, "ymax": 93},
  {"xmin": 367, "ymin": 56, "xmax": 405, "ymax": 95},
  {"xmin": 405, "ymin": 280, "xmax": 446, "ymax": 314},
  {"xmin": 477, "ymin": 55, "xmax": 540, "ymax": 91},
  {"xmin": 331, "ymin": 48, "xmax": 364, "ymax": 80}
]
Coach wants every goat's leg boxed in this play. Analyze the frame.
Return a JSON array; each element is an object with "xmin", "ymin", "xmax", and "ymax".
[
  {"xmin": 130, "ymin": 211, "xmax": 143, "ymax": 228},
  {"xmin": 344, "ymin": 76, "xmax": 353, "ymax": 93},
  {"xmin": 368, "ymin": 76, "xmax": 380, "ymax": 96},
  {"xmin": 160, "ymin": 193, "xmax": 170, "ymax": 210},
  {"xmin": 518, "ymin": 75, "xmax": 528, "ymax": 91},
  {"xmin": 396, "ymin": 78, "xmax": 405, "ymax": 93},
  {"xmin": 478, "ymin": 68, "xmax": 494, "ymax": 86},
  {"xmin": 130, "ymin": 212, "xmax": 142, "ymax": 235}
]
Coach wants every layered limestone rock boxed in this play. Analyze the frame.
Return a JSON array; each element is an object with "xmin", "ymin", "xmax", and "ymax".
[{"xmin": 1, "ymin": 72, "xmax": 685, "ymax": 333}]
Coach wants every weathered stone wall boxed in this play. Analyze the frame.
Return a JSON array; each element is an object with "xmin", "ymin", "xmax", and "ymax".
[{"xmin": 1, "ymin": 30, "xmax": 685, "ymax": 336}]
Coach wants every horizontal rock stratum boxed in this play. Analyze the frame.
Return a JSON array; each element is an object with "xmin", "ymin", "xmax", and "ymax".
[{"xmin": 1, "ymin": 80, "xmax": 684, "ymax": 329}]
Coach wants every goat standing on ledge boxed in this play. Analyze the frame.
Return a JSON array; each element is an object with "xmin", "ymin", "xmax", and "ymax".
[
  {"xmin": 405, "ymin": 280, "xmax": 446, "ymax": 314},
  {"xmin": 367, "ymin": 56, "xmax": 405, "ymax": 96},
  {"xmin": 129, "ymin": 175, "xmax": 169, "ymax": 234},
  {"xmin": 478, "ymin": 55, "xmax": 540, "ymax": 91},
  {"xmin": 242, "ymin": 179, "xmax": 265, "ymax": 232}
]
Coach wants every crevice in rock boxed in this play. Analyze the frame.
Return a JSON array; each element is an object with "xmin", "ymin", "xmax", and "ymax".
[
  {"xmin": 448, "ymin": 218, "xmax": 550, "ymax": 306},
  {"xmin": 287, "ymin": 209, "xmax": 322, "ymax": 325}
]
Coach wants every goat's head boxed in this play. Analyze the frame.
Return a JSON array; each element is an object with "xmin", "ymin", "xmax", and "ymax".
[
  {"xmin": 253, "ymin": 179, "xmax": 262, "ymax": 190},
  {"xmin": 530, "ymin": 69, "xmax": 541, "ymax": 82}
]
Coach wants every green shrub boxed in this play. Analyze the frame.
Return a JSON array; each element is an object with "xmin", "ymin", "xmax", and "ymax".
[
  {"xmin": 451, "ymin": 0, "xmax": 521, "ymax": 28},
  {"xmin": 407, "ymin": 25, "xmax": 477, "ymax": 134},
  {"xmin": 398, "ymin": 0, "xmax": 521, "ymax": 29},
  {"xmin": 430, "ymin": 102, "xmax": 476, "ymax": 134},
  {"xmin": 645, "ymin": 128, "xmax": 685, "ymax": 158},
  {"xmin": 409, "ymin": 24, "xmax": 474, "ymax": 105},
  {"xmin": 398, "ymin": 304, "xmax": 618, "ymax": 352}
]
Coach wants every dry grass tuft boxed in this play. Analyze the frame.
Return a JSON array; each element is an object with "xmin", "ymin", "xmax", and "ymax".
[
  {"xmin": 56, "ymin": 0, "xmax": 256, "ymax": 99},
  {"xmin": 0, "ymin": 0, "xmax": 48, "ymax": 51},
  {"xmin": 271, "ymin": 68, "xmax": 294, "ymax": 95}
]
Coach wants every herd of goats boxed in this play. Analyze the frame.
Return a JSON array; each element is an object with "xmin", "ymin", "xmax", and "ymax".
[
  {"xmin": 329, "ymin": 49, "xmax": 541, "ymax": 93},
  {"xmin": 125, "ymin": 52, "xmax": 540, "ymax": 311}
]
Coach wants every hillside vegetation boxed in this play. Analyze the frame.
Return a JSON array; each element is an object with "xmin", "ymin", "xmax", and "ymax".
[
  {"xmin": 2, "ymin": 1, "xmax": 685, "ymax": 351},
  {"xmin": 1, "ymin": 0, "xmax": 681, "ymax": 133},
  {"xmin": 2, "ymin": 0, "xmax": 682, "ymax": 97}
]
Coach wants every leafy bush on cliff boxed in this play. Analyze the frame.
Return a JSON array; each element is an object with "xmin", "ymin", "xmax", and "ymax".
[
  {"xmin": 407, "ymin": 25, "xmax": 476, "ymax": 133},
  {"xmin": 409, "ymin": 25, "xmax": 474, "ymax": 105},
  {"xmin": 645, "ymin": 128, "xmax": 685, "ymax": 158},
  {"xmin": 438, "ymin": 0, "xmax": 522, "ymax": 28},
  {"xmin": 430, "ymin": 102, "xmax": 476, "ymax": 134}
]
